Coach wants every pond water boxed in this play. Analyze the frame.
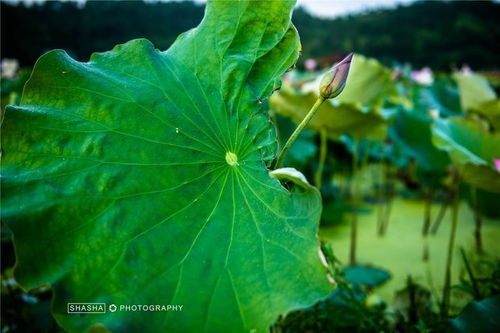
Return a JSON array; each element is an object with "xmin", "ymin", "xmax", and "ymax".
[{"xmin": 320, "ymin": 197, "xmax": 500, "ymax": 313}]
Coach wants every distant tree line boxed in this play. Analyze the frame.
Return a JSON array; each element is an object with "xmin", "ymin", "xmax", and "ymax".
[
  {"xmin": 1, "ymin": 0, "xmax": 499, "ymax": 70},
  {"xmin": 293, "ymin": 0, "xmax": 500, "ymax": 70}
]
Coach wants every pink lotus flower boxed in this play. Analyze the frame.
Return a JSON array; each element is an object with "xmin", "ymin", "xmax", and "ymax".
[{"xmin": 411, "ymin": 67, "xmax": 433, "ymax": 86}]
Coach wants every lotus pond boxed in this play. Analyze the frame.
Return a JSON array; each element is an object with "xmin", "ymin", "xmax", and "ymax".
[{"xmin": 1, "ymin": 1, "xmax": 500, "ymax": 332}]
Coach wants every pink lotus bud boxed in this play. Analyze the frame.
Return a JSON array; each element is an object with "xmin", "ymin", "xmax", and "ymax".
[{"xmin": 319, "ymin": 53, "xmax": 353, "ymax": 99}]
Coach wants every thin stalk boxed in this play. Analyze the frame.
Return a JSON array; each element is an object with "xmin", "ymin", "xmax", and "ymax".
[
  {"xmin": 377, "ymin": 160, "xmax": 387, "ymax": 236},
  {"xmin": 314, "ymin": 129, "xmax": 328, "ymax": 189},
  {"xmin": 431, "ymin": 197, "xmax": 448, "ymax": 235},
  {"xmin": 274, "ymin": 97, "xmax": 325, "ymax": 168},
  {"xmin": 377, "ymin": 161, "xmax": 393, "ymax": 236},
  {"xmin": 422, "ymin": 188, "xmax": 435, "ymax": 261},
  {"xmin": 376, "ymin": 162, "xmax": 385, "ymax": 235},
  {"xmin": 381, "ymin": 196, "xmax": 394, "ymax": 235},
  {"xmin": 422, "ymin": 188, "xmax": 434, "ymax": 236},
  {"xmin": 460, "ymin": 248, "xmax": 481, "ymax": 300},
  {"xmin": 360, "ymin": 141, "xmax": 371, "ymax": 170},
  {"xmin": 359, "ymin": 142, "xmax": 371, "ymax": 199},
  {"xmin": 426, "ymin": 267, "xmax": 442, "ymax": 315},
  {"xmin": 407, "ymin": 275, "xmax": 417, "ymax": 325},
  {"xmin": 380, "ymin": 163, "xmax": 394, "ymax": 236},
  {"xmin": 470, "ymin": 186, "xmax": 483, "ymax": 254},
  {"xmin": 441, "ymin": 178, "xmax": 460, "ymax": 317},
  {"xmin": 349, "ymin": 142, "xmax": 359, "ymax": 265}
]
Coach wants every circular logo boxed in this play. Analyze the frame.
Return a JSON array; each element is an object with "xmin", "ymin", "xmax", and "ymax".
[{"xmin": 109, "ymin": 304, "xmax": 117, "ymax": 312}]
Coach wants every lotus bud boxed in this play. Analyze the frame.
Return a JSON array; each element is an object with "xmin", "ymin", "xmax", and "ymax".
[{"xmin": 319, "ymin": 53, "xmax": 353, "ymax": 99}]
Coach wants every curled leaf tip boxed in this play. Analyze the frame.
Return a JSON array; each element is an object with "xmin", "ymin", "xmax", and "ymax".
[{"xmin": 319, "ymin": 52, "xmax": 353, "ymax": 99}]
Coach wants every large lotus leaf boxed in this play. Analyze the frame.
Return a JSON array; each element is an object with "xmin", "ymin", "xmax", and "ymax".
[
  {"xmin": 453, "ymin": 72, "xmax": 500, "ymax": 130},
  {"xmin": 389, "ymin": 108, "xmax": 450, "ymax": 172},
  {"xmin": 270, "ymin": 85, "xmax": 389, "ymax": 141},
  {"xmin": 432, "ymin": 118, "xmax": 500, "ymax": 193},
  {"xmin": 453, "ymin": 72, "xmax": 496, "ymax": 112},
  {"xmin": 1, "ymin": 1, "xmax": 333, "ymax": 332},
  {"xmin": 475, "ymin": 99, "xmax": 500, "ymax": 131},
  {"xmin": 449, "ymin": 295, "xmax": 500, "ymax": 333}
]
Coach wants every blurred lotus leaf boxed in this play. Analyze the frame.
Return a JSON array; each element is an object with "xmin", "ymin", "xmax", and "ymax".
[
  {"xmin": 390, "ymin": 108, "xmax": 450, "ymax": 173},
  {"xmin": 432, "ymin": 118, "xmax": 500, "ymax": 193},
  {"xmin": 342, "ymin": 265, "xmax": 391, "ymax": 288},
  {"xmin": 454, "ymin": 72, "xmax": 500, "ymax": 130}
]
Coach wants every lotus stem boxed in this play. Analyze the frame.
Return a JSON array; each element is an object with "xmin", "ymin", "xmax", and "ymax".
[
  {"xmin": 407, "ymin": 275, "xmax": 418, "ymax": 325},
  {"xmin": 431, "ymin": 197, "xmax": 448, "ymax": 235},
  {"xmin": 422, "ymin": 188, "xmax": 435, "ymax": 261},
  {"xmin": 274, "ymin": 97, "xmax": 325, "ymax": 169},
  {"xmin": 422, "ymin": 188, "xmax": 434, "ymax": 236},
  {"xmin": 470, "ymin": 186, "xmax": 483, "ymax": 254},
  {"xmin": 381, "ymin": 196, "xmax": 393, "ymax": 235},
  {"xmin": 376, "ymin": 162, "xmax": 385, "ymax": 235},
  {"xmin": 379, "ymin": 161, "xmax": 394, "ymax": 236},
  {"xmin": 460, "ymin": 248, "xmax": 481, "ymax": 300},
  {"xmin": 441, "ymin": 176, "xmax": 460, "ymax": 317},
  {"xmin": 314, "ymin": 129, "xmax": 328, "ymax": 189},
  {"xmin": 349, "ymin": 141, "xmax": 359, "ymax": 265}
]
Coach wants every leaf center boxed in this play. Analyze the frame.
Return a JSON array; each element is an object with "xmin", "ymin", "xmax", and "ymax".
[{"xmin": 225, "ymin": 152, "xmax": 239, "ymax": 166}]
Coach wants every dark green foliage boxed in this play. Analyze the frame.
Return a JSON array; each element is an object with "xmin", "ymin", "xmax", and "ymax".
[
  {"xmin": 2, "ymin": 1, "xmax": 500, "ymax": 70},
  {"xmin": 293, "ymin": 0, "xmax": 500, "ymax": 70},
  {"xmin": 0, "ymin": 68, "xmax": 30, "ymax": 110},
  {"xmin": 449, "ymin": 295, "xmax": 500, "ymax": 333},
  {"xmin": 274, "ymin": 247, "xmax": 390, "ymax": 333},
  {"xmin": 1, "ymin": 0, "xmax": 204, "ymax": 65}
]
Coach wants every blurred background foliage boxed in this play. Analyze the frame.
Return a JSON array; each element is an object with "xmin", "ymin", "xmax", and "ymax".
[{"xmin": 1, "ymin": 0, "xmax": 500, "ymax": 70}]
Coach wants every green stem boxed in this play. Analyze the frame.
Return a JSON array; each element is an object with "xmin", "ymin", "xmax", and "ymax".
[
  {"xmin": 380, "ymin": 162, "xmax": 393, "ymax": 236},
  {"xmin": 377, "ymin": 162, "xmax": 385, "ymax": 235},
  {"xmin": 407, "ymin": 275, "xmax": 417, "ymax": 325},
  {"xmin": 314, "ymin": 129, "xmax": 328, "ymax": 189},
  {"xmin": 441, "ymin": 177, "xmax": 460, "ymax": 317},
  {"xmin": 349, "ymin": 141, "xmax": 359, "ymax": 266},
  {"xmin": 382, "ymin": 194, "xmax": 394, "ymax": 235},
  {"xmin": 360, "ymin": 141, "xmax": 371, "ymax": 169},
  {"xmin": 470, "ymin": 186, "xmax": 483, "ymax": 254},
  {"xmin": 422, "ymin": 188, "xmax": 434, "ymax": 261},
  {"xmin": 422, "ymin": 188, "xmax": 434, "ymax": 236},
  {"xmin": 431, "ymin": 197, "xmax": 448, "ymax": 235},
  {"xmin": 460, "ymin": 248, "xmax": 481, "ymax": 300},
  {"xmin": 273, "ymin": 97, "xmax": 325, "ymax": 168}
]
